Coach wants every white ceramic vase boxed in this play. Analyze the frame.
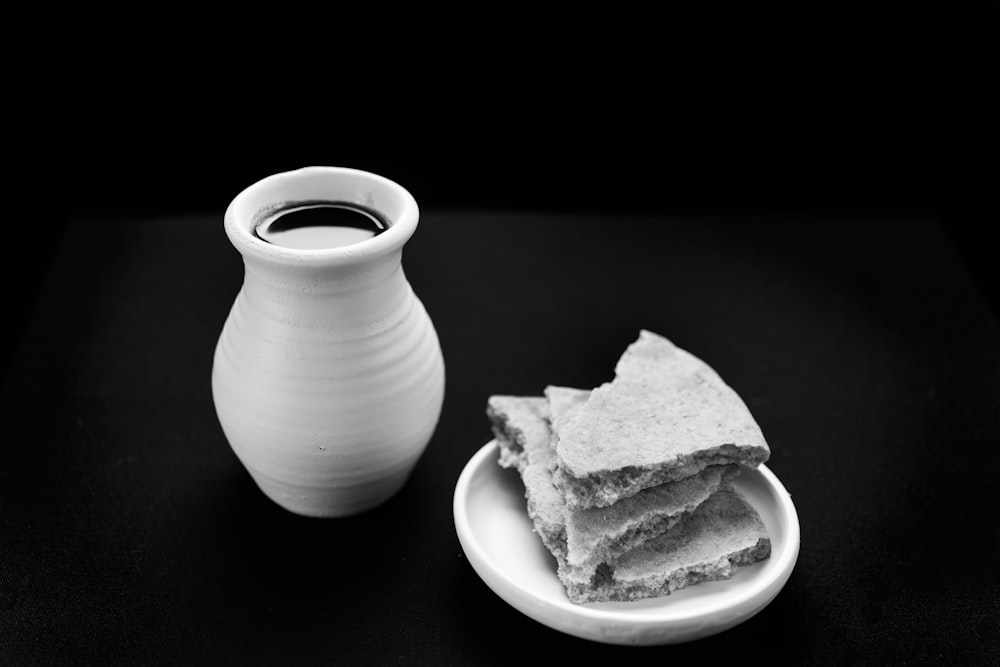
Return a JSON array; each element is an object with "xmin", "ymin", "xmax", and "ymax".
[{"xmin": 212, "ymin": 167, "xmax": 445, "ymax": 517}]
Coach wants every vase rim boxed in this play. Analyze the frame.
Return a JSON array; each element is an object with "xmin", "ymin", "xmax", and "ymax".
[{"xmin": 224, "ymin": 166, "xmax": 419, "ymax": 266}]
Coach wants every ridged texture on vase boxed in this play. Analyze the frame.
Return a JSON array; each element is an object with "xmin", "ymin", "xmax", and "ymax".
[{"xmin": 212, "ymin": 254, "xmax": 445, "ymax": 517}]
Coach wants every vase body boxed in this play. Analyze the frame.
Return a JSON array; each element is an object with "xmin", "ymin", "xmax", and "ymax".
[{"xmin": 211, "ymin": 167, "xmax": 445, "ymax": 517}]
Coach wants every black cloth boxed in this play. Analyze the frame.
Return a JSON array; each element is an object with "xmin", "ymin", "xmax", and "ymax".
[{"xmin": 2, "ymin": 212, "xmax": 997, "ymax": 664}]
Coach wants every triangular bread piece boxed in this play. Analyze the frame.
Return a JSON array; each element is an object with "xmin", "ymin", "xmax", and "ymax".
[{"xmin": 552, "ymin": 330, "xmax": 770, "ymax": 510}]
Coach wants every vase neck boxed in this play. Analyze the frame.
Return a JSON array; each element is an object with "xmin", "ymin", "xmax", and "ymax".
[
  {"xmin": 243, "ymin": 248, "xmax": 404, "ymax": 293},
  {"xmin": 239, "ymin": 250, "xmax": 410, "ymax": 332}
]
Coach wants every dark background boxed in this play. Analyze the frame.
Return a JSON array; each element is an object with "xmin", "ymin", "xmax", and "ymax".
[
  {"xmin": 11, "ymin": 38, "xmax": 997, "ymax": 375},
  {"xmin": 3, "ymin": 22, "xmax": 998, "ymax": 664}
]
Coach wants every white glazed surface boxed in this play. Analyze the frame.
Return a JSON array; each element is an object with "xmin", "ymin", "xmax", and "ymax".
[
  {"xmin": 453, "ymin": 441, "xmax": 800, "ymax": 645},
  {"xmin": 212, "ymin": 167, "xmax": 445, "ymax": 517}
]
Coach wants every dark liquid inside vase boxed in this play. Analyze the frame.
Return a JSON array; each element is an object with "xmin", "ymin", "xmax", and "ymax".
[{"xmin": 254, "ymin": 201, "xmax": 390, "ymax": 250}]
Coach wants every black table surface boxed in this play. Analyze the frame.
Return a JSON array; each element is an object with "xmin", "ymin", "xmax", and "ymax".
[{"xmin": 2, "ymin": 211, "xmax": 998, "ymax": 664}]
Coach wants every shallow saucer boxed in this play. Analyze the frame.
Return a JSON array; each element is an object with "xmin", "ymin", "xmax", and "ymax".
[{"xmin": 453, "ymin": 441, "xmax": 800, "ymax": 645}]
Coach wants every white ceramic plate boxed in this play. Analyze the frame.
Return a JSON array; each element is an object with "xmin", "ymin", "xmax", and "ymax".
[{"xmin": 453, "ymin": 441, "xmax": 800, "ymax": 645}]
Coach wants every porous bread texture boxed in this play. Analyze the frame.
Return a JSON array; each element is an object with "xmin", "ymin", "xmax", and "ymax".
[
  {"xmin": 569, "ymin": 488, "xmax": 771, "ymax": 603},
  {"xmin": 552, "ymin": 330, "xmax": 771, "ymax": 510},
  {"xmin": 566, "ymin": 465, "xmax": 739, "ymax": 570},
  {"xmin": 488, "ymin": 393, "xmax": 769, "ymax": 604}
]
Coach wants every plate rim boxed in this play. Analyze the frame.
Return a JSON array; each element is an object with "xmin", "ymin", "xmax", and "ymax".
[{"xmin": 453, "ymin": 440, "xmax": 800, "ymax": 642}]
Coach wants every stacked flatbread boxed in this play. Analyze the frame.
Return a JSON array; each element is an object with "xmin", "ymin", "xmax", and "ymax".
[{"xmin": 487, "ymin": 330, "xmax": 772, "ymax": 604}]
